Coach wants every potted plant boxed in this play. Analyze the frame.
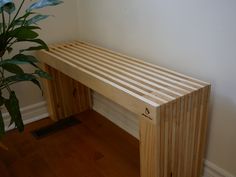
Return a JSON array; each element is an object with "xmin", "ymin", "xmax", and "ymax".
[{"xmin": 0, "ymin": 0, "xmax": 63, "ymax": 148}]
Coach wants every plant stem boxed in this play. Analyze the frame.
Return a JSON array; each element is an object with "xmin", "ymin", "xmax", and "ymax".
[
  {"xmin": 0, "ymin": 57, "xmax": 11, "ymax": 93},
  {"xmin": 1, "ymin": 9, "xmax": 6, "ymax": 34},
  {"xmin": 8, "ymin": 14, "xmax": 11, "ymax": 26},
  {"xmin": 0, "ymin": 81, "xmax": 18, "ymax": 89},
  {"xmin": 6, "ymin": 39, "xmax": 17, "ymax": 50}
]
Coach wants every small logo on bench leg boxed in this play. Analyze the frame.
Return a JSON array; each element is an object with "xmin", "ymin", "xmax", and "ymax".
[{"xmin": 142, "ymin": 108, "xmax": 152, "ymax": 120}]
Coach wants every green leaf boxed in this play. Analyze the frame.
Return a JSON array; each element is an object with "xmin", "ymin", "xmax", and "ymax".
[
  {"xmin": 17, "ymin": 12, "xmax": 35, "ymax": 20},
  {"xmin": 2, "ymin": 1, "xmax": 15, "ymax": 14},
  {"xmin": 0, "ymin": 110, "xmax": 5, "ymax": 138},
  {"xmin": 13, "ymin": 12, "xmax": 35, "ymax": 27},
  {"xmin": 23, "ymin": 26, "xmax": 41, "ymax": 30},
  {"xmin": 31, "ymin": 79, "xmax": 42, "ymax": 91},
  {"xmin": 0, "ymin": 0, "xmax": 13, "ymax": 8},
  {"xmin": 2, "ymin": 63, "xmax": 24, "ymax": 74},
  {"xmin": 9, "ymin": 26, "xmax": 39, "ymax": 40},
  {"xmin": 20, "ymin": 45, "xmax": 47, "ymax": 52},
  {"xmin": 18, "ymin": 39, "xmax": 49, "ymax": 51},
  {"xmin": 27, "ymin": 0, "xmax": 63, "ymax": 12},
  {"xmin": 12, "ymin": 54, "xmax": 38, "ymax": 62},
  {"xmin": 35, "ymin": 69, "xmax": 52, "ymax": 79},
  {"xmin": 26, "ymin": 14, "xmax": 50, "ymax": 25},
  {"xmin": 3, "ymin": 73, "xmax": 42, "ymax": 90},
  {"xmin": 5, "ymin": 91, "xmax": 24, "ymax": 132},
  {"xmin": 1, "ymin": 54, "xmax": 39, "ymax": 68},
  {"xmin": 12, "ymin": 54, "xmax": 39, "ymax": 65},
  {"xmin": 4, "ymin": 73, "xmax": 36, "ymax": 84}
]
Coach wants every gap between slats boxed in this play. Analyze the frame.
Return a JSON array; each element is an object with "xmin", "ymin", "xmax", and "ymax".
[
  {"xmin": 74, "ymin": 41, "xmax": 208, "ymax": 87},
  {"xmin": 49, "ymin": 48, "xmax": 166, "ymax": 104},
  {"xmin": 70, "ymin": 43, "xmax": 197, "ymax": 92},
  {"xmin": 64, "ymin": 44, "xmax": 190, "ymax": 94},
  {"xmin": 49, "ymin": 43, "xmax": 192, "ymax": 97},
  {"xmin": 63, "ymin": 44, "xmax": 182, "ymax": 98},
  {"xmin": 52, "ymin": 45, "xmax": 175, "ymax": 102},
  {"xmin": 43, "ymin": 50, "xmax": 159, "ymax": 108}
]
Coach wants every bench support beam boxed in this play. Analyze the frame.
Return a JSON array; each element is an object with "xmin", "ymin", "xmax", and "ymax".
[{"xmin": 42, "ymin": 64, "xmax": 92, "ymax": 121}]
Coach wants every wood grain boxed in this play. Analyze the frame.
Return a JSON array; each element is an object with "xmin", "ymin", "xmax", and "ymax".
[
  {"xmin": 139, "ymin": 111, "xmax": 161, "ymax": 177},
  {"xmin": 37, "ymin": 41, "xmax": 211, "ymax": 177},
  {"xmin": 0, "ymin": 111, "xmax": 140, "ymax": 177},
  {"xmin": 41, "ymin": 64, "xmax": 92, "ymax": 121}
]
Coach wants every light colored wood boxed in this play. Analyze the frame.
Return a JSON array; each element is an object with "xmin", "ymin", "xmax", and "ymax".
[
  {"xmin": 139, "ymin": 112, "xmax": 161, "ymax": 177},
  {"xmin": 37, "ymin": 41, "xmax": 211, "ymax": 177},
  {"xmin": 40, "ymin": 64, "xmax": 58, "ymax": 121},
  {"xmin": 55, "ymin": 43, "xmax": 190, "ymax": 96},
  {"xmin": 75, "ymin": 41, "xmax": 209, "ymax": 86},
  {"xmin": 51, "ymin": 44, "xmax": 175, "ymax": 102},
  {"xmin": 196, "ymin": 86, "xmax": 211, "ymax": 177},
  {"xmin": 41, "ymin": 64, "xmax": 92, "ymax": 120},
  {"xmin": 37, "ymin": 50, "xmax": 159, "ymax": 122},
  {"xmin": 48, "ymin": 47, "xmax": 166, "ymax": 105}
]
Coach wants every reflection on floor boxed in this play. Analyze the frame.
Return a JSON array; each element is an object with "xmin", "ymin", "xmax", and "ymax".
[{"xmin": 0, "ymin": 110, "xmax": 140, "ymax": 177}]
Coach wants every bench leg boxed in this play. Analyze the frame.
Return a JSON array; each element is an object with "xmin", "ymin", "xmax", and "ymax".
[
  {"xmin": 139, "ymin": 116, "xmax": 161, "ymax": 177},
  {"xmin": 42, "ymin": 64, "xmax": 92, "ymax": 121},
  {"xmin": 139, "ymin": 86, "xmax": 210, "ymax": 177}
]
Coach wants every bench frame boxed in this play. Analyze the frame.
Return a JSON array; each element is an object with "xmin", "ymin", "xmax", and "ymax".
[{"xmin": 37, "ymin": 41, "xmax": 210, "ymax": 177}]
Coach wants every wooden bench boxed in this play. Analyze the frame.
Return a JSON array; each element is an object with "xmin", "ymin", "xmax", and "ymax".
[{"xmin": 37, "ymin": 41, "xmax": 211, "ymax": 177}]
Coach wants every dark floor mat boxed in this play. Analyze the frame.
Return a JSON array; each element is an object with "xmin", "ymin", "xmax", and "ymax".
[{"xmin": 31, "ymin": 116, "xmax": 81, "ymax": 139}]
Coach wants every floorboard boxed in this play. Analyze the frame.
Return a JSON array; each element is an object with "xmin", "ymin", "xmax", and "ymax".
[{"xmin": 0, "ymin": 110, "xmax": 140, "ymax": 177}]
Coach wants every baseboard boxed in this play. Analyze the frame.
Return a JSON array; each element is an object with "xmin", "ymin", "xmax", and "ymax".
[
  {"xmin": 3, "ymin": 101, "xmax": 49, "ymax": 131},
  {"xmin": 203, "ymin": 160, "xmax": 235, "ymax": 177},
  {"xmin": 92, "ymin": 92, "xmax": 235, "ymax": 177}
]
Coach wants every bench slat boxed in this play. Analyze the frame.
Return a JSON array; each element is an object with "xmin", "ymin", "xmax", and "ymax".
[{"xmin": 37, "ymin": 41, "xmax": 210, "ymax": 122}]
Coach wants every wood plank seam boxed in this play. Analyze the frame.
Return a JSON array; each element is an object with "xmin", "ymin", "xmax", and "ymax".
[{"xmin": 37, "ymin": 41, "xmax": 211, "ymax": 177}]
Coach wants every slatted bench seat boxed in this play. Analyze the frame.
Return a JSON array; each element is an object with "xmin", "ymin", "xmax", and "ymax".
[{"xmin": 37, "ymin": 41, "xmax": 211, "ymax": 177}]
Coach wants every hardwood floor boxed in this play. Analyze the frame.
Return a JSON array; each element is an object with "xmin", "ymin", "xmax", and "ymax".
[{"xmin": 0, "ymin": 110, "xmax": 140, "ymax": 177}]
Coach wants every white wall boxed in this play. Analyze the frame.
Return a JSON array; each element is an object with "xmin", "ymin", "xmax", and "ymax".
[{"xmin": 77, "ymin": 0, "xmax": 236, "ymax": 175}]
